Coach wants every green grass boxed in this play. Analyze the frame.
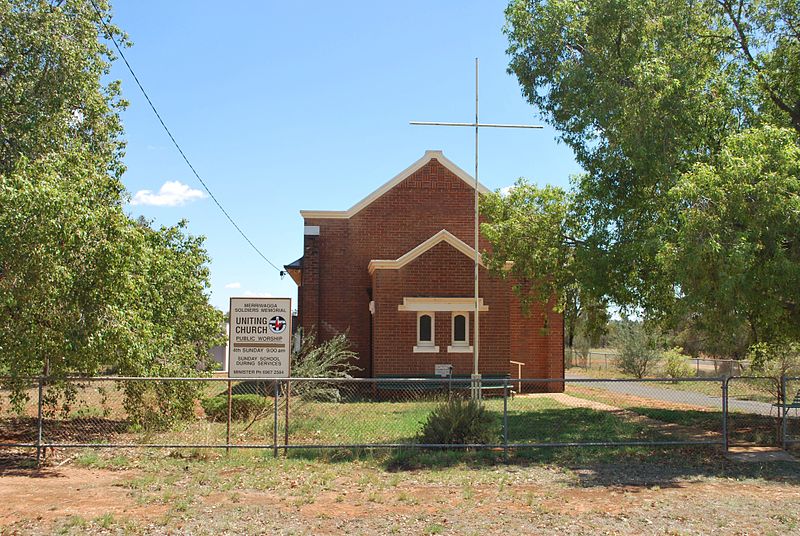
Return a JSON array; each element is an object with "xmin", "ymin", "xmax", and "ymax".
[
  {"xmin": 73, "ymin": 451, "xmax": 130, "ymax": 469},
  {"xmin": 36, "ymin": 385, "xmax": 747, "ymax": 473},
  {"xmin": 36, "ymin": 390, "xmax": 700, "ymax": 468},
  {"xmin": 567, "ymin": 385, "xmax": 787, "ymax": 447},
  {"xmin": 504, "ymin": 396, "xmax": 658, "ymax": 444},
  {"xmin": 284, "ymin": 395, "xmax": 668, "ymax": 450},
  {"xmin": 47, "ymin": 392, "xmax": 704, "ymax": 473}
]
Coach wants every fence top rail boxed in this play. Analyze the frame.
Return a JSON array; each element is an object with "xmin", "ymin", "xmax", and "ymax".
[
  {"xmin": 1, "ymin": 375, "xmax": 727, "ymax": 383},
  {"xmin": 725, "ymin": 375, "xmax": 781, "ymax": 381}
]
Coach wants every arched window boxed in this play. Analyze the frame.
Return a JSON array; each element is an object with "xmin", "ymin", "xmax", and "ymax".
[
  {"xmin": 452, "ymin": 313, "xmax": 468, "ymax": 346},
  {"xmin": 418, "ymin": 313, "xmax": 433, "ymax": 346}
]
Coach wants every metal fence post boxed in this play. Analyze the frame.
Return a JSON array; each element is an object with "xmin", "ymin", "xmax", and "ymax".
[
  {"xmin": 273, "ymin": 380, "xmax": 279, "ymax": 458},
  {"xmin": 722, "ymin": 378, "xmax": 729, "ymax": 453},
  {"xmin": 782, "ymin": 375, "xmax": 788, "ymax": 451},
  {"xmin": 503, "ymin": 379, "xmax": 509, "ymax": 460},
  {"xmin": 225, "ymin": 379, "xmax": 232, "ymax": 455},
  {"xmin": 284, "ymin": 379, "xmax": 291, "ymax": 456},
  {"xmin": 35, "ymin": 377, "xmax": 44, "ymax": 467}
]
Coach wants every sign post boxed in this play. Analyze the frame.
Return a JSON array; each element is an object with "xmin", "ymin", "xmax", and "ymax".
[
  {"xmin": 228, "ymin": 297, "xmax": 292, "ymax": 455},
  {"xmin": 228, "ymin": 297, "xmax": 292, "ymax": 378}
]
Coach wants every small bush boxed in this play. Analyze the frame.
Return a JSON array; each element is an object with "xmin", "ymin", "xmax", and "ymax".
[
  {"xmin": 662, "ymin": 347, "xmax": 693, "ymax": 381},
  {"xmin": 614, "ymin": 320, "xmax": 662, "ymax": 378},
  {"xmin": 122, "ymin": 380, "xmax": 203, "ymax": 431},
  {"xmin": 201, "ymin": 394, "xmax": 270, "ymax": 421},
  {"xmin": 418, "ymin": 398, "xmax": 499, "ymax": 446},
  {"xmin": 292, "ymin": 329, "xmax": 360, "ymax": 378}
]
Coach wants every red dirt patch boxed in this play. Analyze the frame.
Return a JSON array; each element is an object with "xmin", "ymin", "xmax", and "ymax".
[{"xmin": 0, "ymin": 467, "xmax": 165, "ymax": 527}]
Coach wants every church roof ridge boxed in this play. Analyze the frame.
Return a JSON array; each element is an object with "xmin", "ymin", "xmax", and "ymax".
[{"xmin": 300, "ymin": 150, "xmax": 490, "ymax": 220}]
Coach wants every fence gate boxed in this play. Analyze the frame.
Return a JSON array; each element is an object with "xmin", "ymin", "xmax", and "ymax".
[{"xmin": 725, "ymin": 376, "xmax": 782, "ymax": 448}]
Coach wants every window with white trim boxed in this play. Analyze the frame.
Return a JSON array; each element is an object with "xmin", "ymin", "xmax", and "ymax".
[
  {"xmin": 448, "ymin": 312, "xmax": 473, "ymax": 353},
  {"xmin": 414, "ymin": 312, "xmax": 438, "ymax": 352},
  {"xmin": 452, "ymin": 313, "xmax": 468, "ymax": 345}
]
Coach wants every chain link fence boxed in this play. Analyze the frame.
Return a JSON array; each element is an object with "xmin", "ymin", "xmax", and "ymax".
[
  {"xmin": 724, "ymin": 376, "xmax": 782, "ymax": 448},
  {"xmin": 782, "ymin": 376, "xmax": 800, "ymax": 450},
  {"xmin": 566, "ymin": 348, "xmax": 750, "ymax": 377},
  {"xmin": 4, "ymin": 375, "xmax": 799, "ymax": 467}
]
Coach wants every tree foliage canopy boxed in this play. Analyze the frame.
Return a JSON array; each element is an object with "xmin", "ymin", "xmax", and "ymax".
[
  {"xmin": 0, "ymin": 0, "xmax": 223, "ymax": 408},
  {"xmin": 483, "ymin": 0, "xmax": 800, "ymax": 355}
]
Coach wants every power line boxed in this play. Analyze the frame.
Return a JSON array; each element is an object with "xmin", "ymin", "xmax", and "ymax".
[{"xmin": 88, "ymin": 0, "xmax": 284, "ymax": 275}]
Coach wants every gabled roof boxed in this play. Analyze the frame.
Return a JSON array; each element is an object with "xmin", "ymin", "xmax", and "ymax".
[
  {"xmin": 301, "ymin": 150, "xmax": 490, "ymax": 220},
  {"xmin": 283, "ymin": 257, "xmax": 303, "ymax": 270},
  {"xmin": 368, "ymin": 229, "xmax": 483, "ymax": 274}
]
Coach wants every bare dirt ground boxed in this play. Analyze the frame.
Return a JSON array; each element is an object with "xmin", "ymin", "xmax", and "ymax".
[
  {"xmin": 3, "ymin": 449, "xmax": 800, "ymax": 535},
  {"xmin": 0, "ymin": 467, "xmax": 167, "ymax": 527}
]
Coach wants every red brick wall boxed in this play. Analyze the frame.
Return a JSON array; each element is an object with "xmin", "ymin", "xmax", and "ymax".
[
  {"xmin": 300, "ymin": 156, "xmax": 564, "ymax": 383},
  {"xmin": 372, "ymin": 242, "xmax": 510, "ymax": 376},
  {"xmin": 509, "ymin": 292, "xmax": 565, "ymax": 392}
]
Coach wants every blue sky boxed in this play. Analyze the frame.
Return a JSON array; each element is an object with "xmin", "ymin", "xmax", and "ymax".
[{"xmin": 113, "ymin": 1, "xmax": 582, "ymax": 312}]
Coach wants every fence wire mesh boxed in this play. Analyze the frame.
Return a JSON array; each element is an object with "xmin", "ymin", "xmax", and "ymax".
[
  {"xmin": 6, "ymin": 374, "xmax": 796, "ymax": 467},
  {"xmin": 565, "ymin": 349, "xmax": 749, "ymax": 377},
  {"xmin": 783, "ymin": 377, "xmax": 800, "ymax": 450},
  {"xmin": 0, "ymin": 378, "xmax": 39, "ymax": 468},
  {"xmin": 725, "ymin": 376, "xmax": 782, "ymax": 448},
  {"xmin": 12, "ymin": 377, "xmax": 800, "ymax": 467},
  {"xmin": 551, "ymin": 378, "xmax": 724, "ymax": 446}
]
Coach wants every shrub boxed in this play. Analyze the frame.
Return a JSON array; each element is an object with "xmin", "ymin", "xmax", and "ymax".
[
  {"xmin": 661, "ymin": 347, "xmax": 693, "ymax": 381},
  {"xmin": 613, "ymin": 320, "xmax": 662, "ymax": 378},
  {"xmin": 418, "ymin": 398, "xmax": 499, "ymax": 446},
  {"xmin": 299, "ymin": 387, "xmax": 341, "ymax": 403},
  {"xmin": 291, "ymin": 329, "xmax": 359, "ymax": 401},
  {"xmin": 201, "ymin": 394, "xmax": 270, "ymax": 421},
  {"xmin": 748, "ymin": 341, "xmax": 800, "ymax": 401},
  {"xmin": 291, "ymin": 329, "xmax": 360, "ymax": 378},
  {"xmin": 122, "ymin": 380, "xmax": 202, "ymax": 430}
]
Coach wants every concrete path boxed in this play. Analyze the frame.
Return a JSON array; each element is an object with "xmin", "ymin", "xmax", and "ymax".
[{"xmin": 565, "ymin": 372, "xmax": 776, "ymax": 416}]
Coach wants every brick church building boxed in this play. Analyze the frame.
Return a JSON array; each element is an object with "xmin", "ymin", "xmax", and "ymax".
[{"xmin": 285, "ymin": 150, "xmax": 563, "ymax": 386}]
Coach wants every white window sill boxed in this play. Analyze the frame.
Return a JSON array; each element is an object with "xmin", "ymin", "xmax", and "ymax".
[
  {"xmin": 413, "ymin": 345, "xmax": 440, "ymax": 353},
  {"xmin": 447, "ymin": 345, "xmax": 473, "ymax": 353}
]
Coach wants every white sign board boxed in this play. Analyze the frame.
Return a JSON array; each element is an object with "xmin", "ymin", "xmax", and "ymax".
[
  {"xmin": 228, "ymin": 297, "xmax": 292, "ymax": 378},
  {"xmin": 435, "ymin": 364, "xmax": 453, "ymax": 377}
]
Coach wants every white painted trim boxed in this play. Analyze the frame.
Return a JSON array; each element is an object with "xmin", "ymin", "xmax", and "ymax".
[
  {"xmin": 447, "ymin": 346, "xmax": 473, "ymax": 354},
  {"xmin": 300, "ymin": 150, "xmax": 490, "ymax": 220},
  {"xmin": 451, "ymin": 311, "xmax": 469, "ymax": 346},
  {"xmin": 413, "ymin": 345, "xmax": 440, "ymax": 353},
  {"xmin": 417, "ymin": 311, "xmax": 435, "ymax": 347},
  {"xmin": 304, "ymin": 225, "xmax": 320, "ymax": 236},
  {"xmin": 398, "ymin": 297, "xmax": 488, "ymax": 312},
  {"xmin": 369, "ymin": 230, "xmax": 484, "ymax": 274}
]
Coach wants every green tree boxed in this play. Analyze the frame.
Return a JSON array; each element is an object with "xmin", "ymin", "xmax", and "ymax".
[
  {"xmin": 0, "ymin": 1, "xmax": 224, "ymax": 418},
  {"xmin": 480, "ymin": 181, "xmax": 578, "ymax": 309},
  {"xmin": 0, "ymin": 151, "xmax": 131, "ymax": 380},
  {"xmin": 0, "ymin": 0, "xmax": 127, "ymax": 178},
  {"xmin": 493, "ymin": 0, "xmax": 800, "ymax": 358},
  {"xmin": 663, "ymin": 126, "xmax": 800, "ymax": 347}
]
